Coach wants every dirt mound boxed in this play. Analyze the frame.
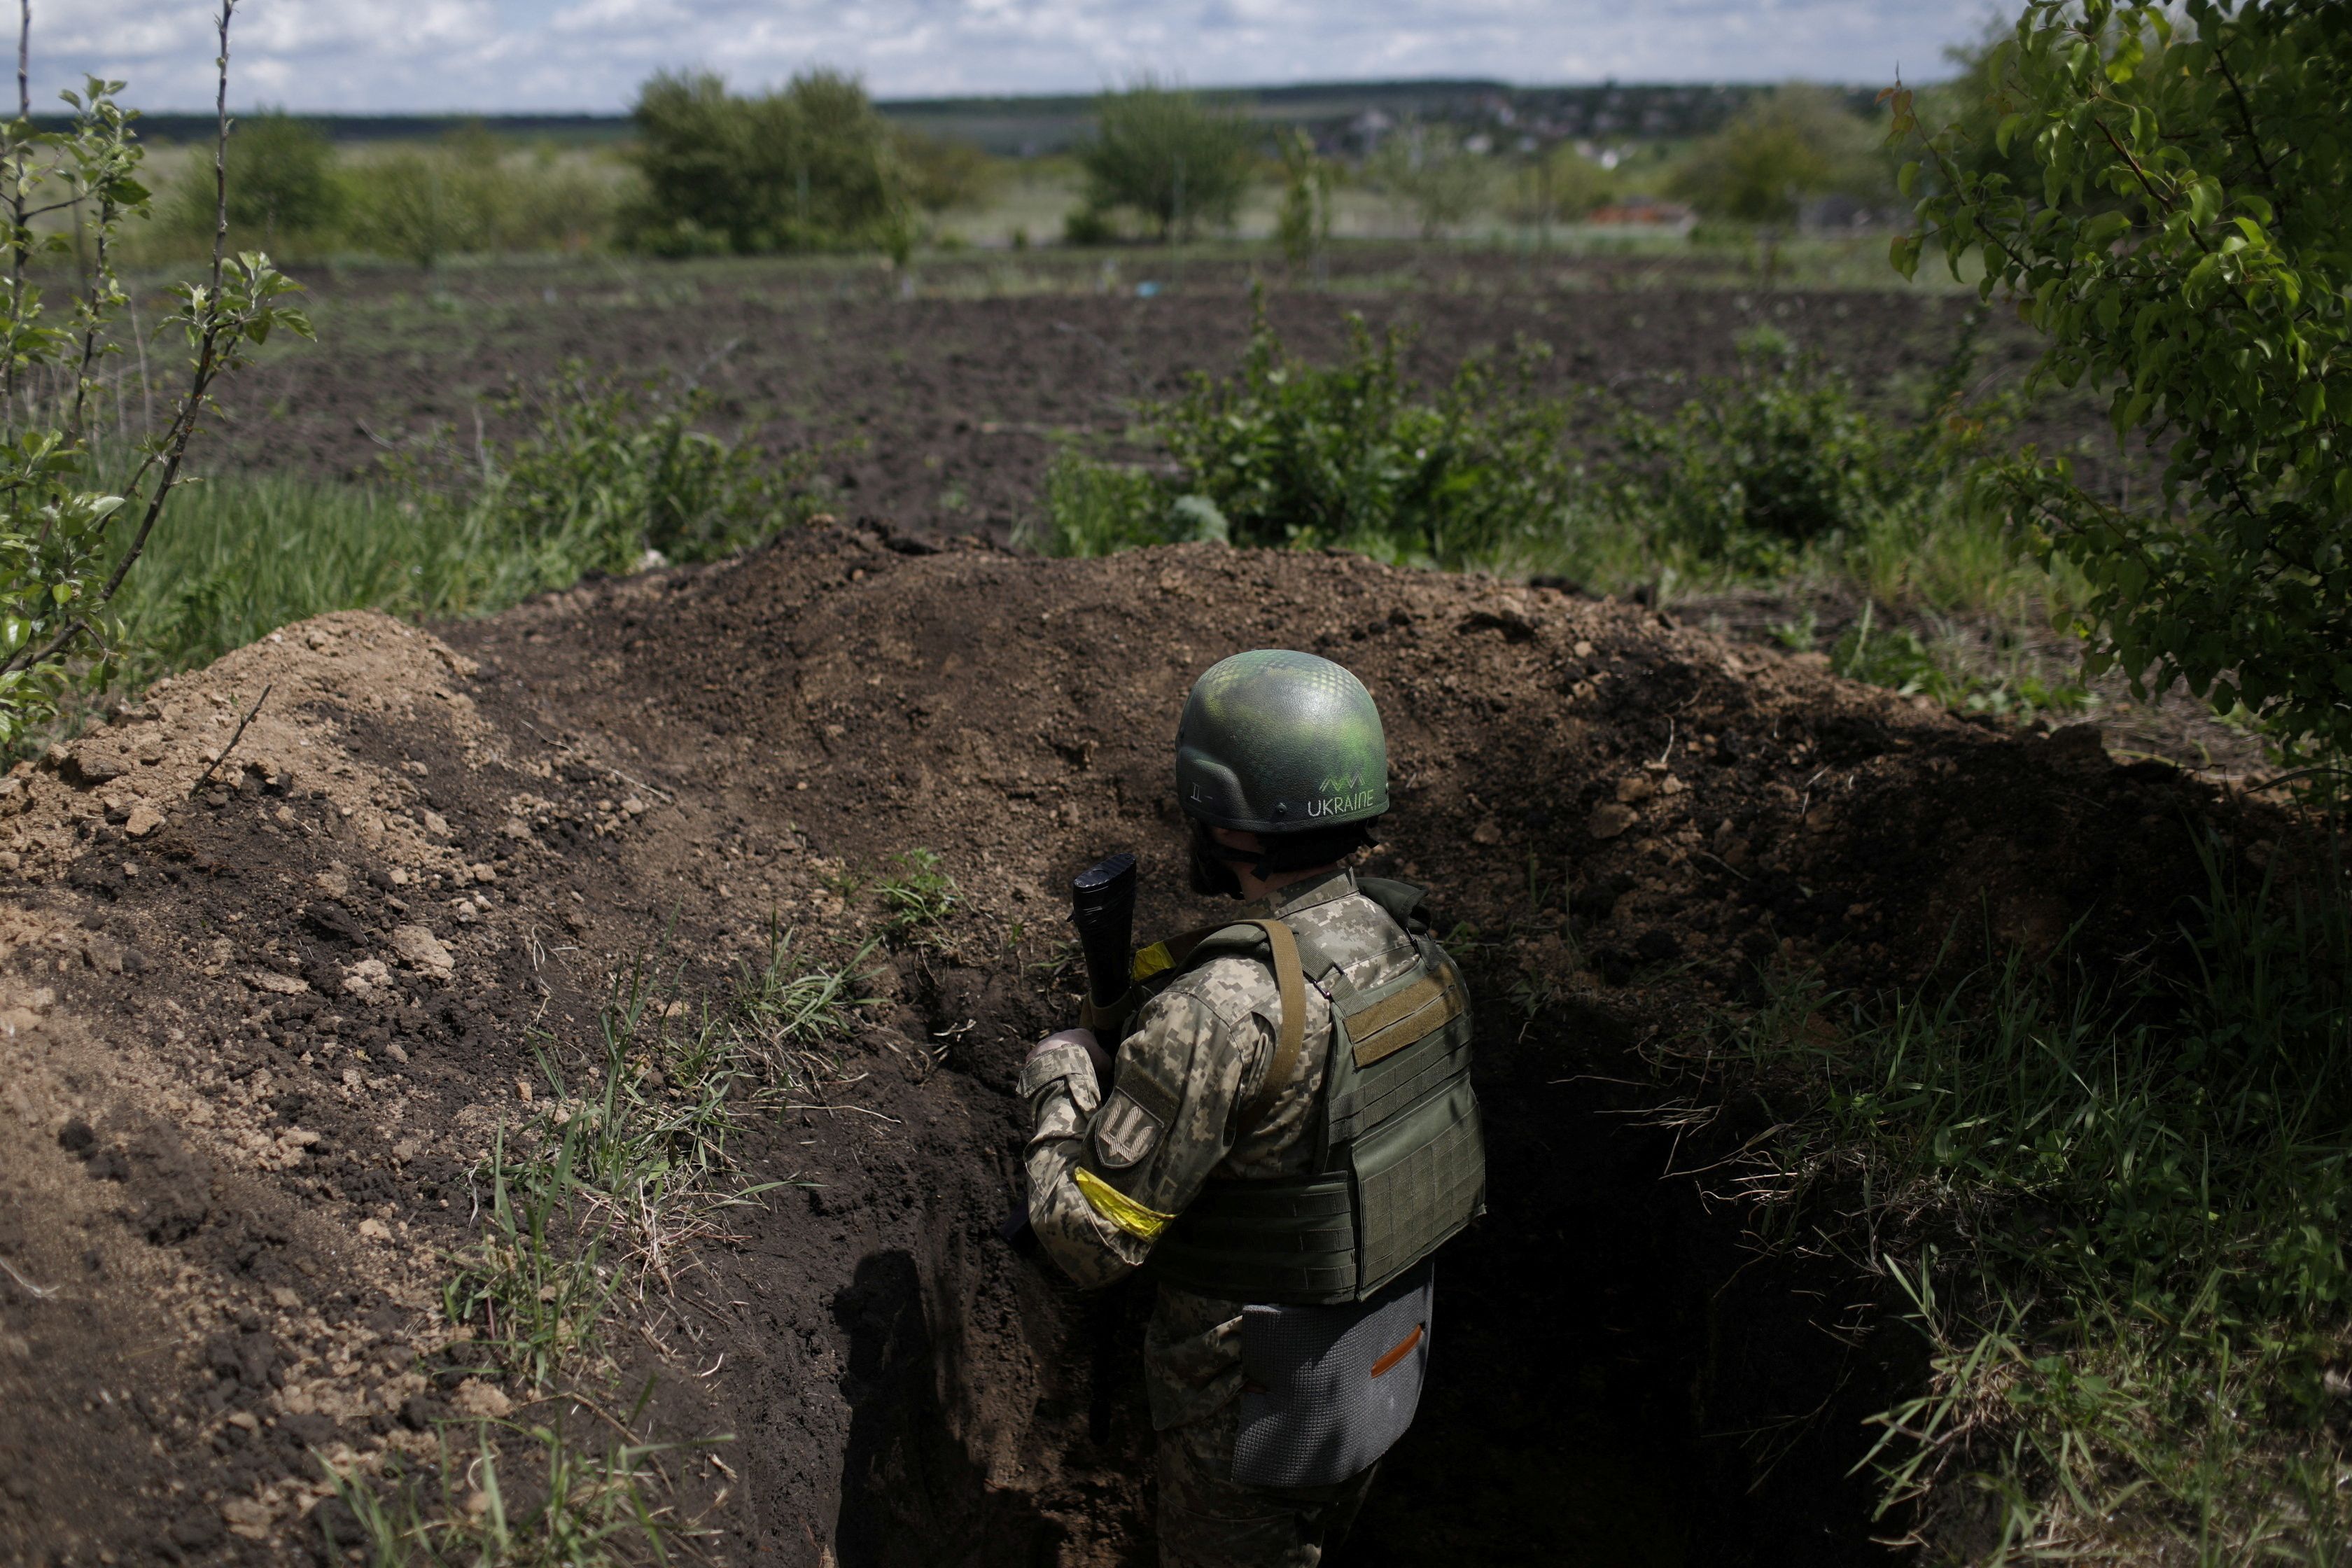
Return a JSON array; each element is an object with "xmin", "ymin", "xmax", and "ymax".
[{"xmin": 0, "ymin": 527, "xmax": 2262, "ymax": 1566}]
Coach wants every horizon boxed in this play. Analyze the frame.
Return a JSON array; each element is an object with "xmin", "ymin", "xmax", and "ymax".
[{"xmin": 55, "ymin": 2, "xmax": 1994, "ymax": 119}]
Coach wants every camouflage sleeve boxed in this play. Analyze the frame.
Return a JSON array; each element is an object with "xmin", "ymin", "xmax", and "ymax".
[
  {"xmin": 1019, "ymin": 959, "xmax": 1278, "ymax": 1288},
  {"xmin": 1018, "ymin": 1036, "xmax": 1147, "ymax": 1288}
]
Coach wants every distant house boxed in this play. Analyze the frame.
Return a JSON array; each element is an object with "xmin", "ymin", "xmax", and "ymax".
[
  {"xmin": 1350, "ymin": 108, "xmax": 1394, "ymax": 155},
  {"xmin": 1586, "ymin": 200, "xmax": 1696, "ymax": 235}
]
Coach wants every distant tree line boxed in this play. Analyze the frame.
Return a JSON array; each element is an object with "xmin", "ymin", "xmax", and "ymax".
[{"xmin": 136, "ymin": 71, "xmax": 1914, "ymax": 268}]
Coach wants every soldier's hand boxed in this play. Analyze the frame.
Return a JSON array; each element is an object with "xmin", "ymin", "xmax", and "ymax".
[{"xmin": 1029, "ymin": 1027, "xmax": 1110, "ymax": 1082}]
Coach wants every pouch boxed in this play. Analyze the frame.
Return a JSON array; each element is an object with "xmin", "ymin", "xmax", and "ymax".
[{"xmin": 1231, "ymin": 1259, "xmax": 1434, "ymax": 1488}]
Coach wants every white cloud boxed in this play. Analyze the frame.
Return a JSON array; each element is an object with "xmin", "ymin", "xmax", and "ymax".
[{"xmin": 36, "ymin": 0, "xmax": 1991, "ymax": 113}]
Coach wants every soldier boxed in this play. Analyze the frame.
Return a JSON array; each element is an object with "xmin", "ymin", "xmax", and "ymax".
[{"xmin": 1019, "ymin": 649, "xmax": 1486, "ymax": 1567}]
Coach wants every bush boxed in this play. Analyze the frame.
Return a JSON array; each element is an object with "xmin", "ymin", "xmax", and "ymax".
[
  {"xmin": 1074, "ymin": 83, "xmax": 1256, "ymax": 241},
  {"xmin": 1016, "ymin": 454, "xmax": 1226, "ymax": 557},
  {"xmin": 1612, "ymin": 328, "xmax": 1902, "ymax": 569},
  {"xmin": 1032, "ymin": 293, "xmax": 1576, "ymax": 569},
  {"xmin": 1669, "ymin": 85, "xmax": 1889, "ymax": 224},
  {"xmin": 1894, "ymin": 0, "xmax": 2352, "ymax": 768},
  {"xmin": 622, "ymin": 70, "xmax": 911, "ymax": 257},
  {"xmin": 167, "ymin": 110, "xmax": 343, "ymax": 247},
  {"xmin": 1273, "ymin": 129, "xmax": 1335, "ymax": 267},
  {"xmin": 893, "ymin": 128, "xmax": 1000, "ymax": 216},
  {"xmin": 115, "ymin": 369, "xmax": 822, "ymax": 681},
  {"xmin": 348, "ymin": 135, "xmax": 502, "ymax": 267},
  {"xmin": 1504, "ymin": 144, "xmax": 1617, "ymax": 224},
  {"xmin": 1366, "ymin": 124, "xmax": 1490, "ymax": 238},
  {"xmin": 396, "ymin": 368, "xmax": 818, "ymax": 586}
]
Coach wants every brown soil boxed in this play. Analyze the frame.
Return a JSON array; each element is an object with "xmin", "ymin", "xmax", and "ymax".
[
  {"xmin": 0, "ymin": 526, "xmax": 2278, "ymax": 1566},
  {"xmin": 207, "ymin": 249, "xmax": 2116, "ymax": 539}
]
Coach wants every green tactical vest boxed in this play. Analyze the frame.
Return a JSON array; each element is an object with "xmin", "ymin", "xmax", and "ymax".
[{"xmin": 1135, "ymin": 877, "xmax": 1485, "ymax": 1307}]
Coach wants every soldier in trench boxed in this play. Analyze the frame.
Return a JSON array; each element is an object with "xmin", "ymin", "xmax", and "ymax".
[{"xmin": 1019, "ymin": 650, "xmax": 1487, "ymax": 1567}]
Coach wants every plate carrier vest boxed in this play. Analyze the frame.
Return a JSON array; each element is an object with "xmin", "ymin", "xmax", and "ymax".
[{"xmin": 1126, "ymin": 877, "xmax": 1485, "ymax": 1306}]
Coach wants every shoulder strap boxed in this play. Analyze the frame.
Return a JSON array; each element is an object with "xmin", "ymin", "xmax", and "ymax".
[
  {"xmin": 1129, "ymin": 916, "xmax": 1308, "ymax": 1127},
  {"xmin": 1239, "ymin": 918, "xmax": 1307, "ymax": 1124}
]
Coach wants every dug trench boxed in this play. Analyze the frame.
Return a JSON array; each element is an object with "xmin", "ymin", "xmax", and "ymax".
[{"xmin": 0, "ymin": 526, "xmax": 2264, "ymax": 1565}]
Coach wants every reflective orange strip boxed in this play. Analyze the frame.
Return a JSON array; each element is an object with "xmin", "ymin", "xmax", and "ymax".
[{"xmin": 1371, "ymin": 1324, "xmax": 1424, "ymax": 1378}]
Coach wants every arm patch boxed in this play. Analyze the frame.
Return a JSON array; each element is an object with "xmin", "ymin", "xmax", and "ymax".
[{"xmin": 1092, "ymin": 1088, "xmax": 1166, "ymax": 1169}]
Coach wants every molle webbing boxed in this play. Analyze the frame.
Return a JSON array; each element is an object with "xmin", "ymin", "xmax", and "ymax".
[{"xmin": 1147, "ymin": 892, "xmax": 1485, "ymax": 1306}]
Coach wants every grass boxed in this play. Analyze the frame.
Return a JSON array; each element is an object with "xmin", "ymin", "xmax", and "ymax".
[
  {"xmin": 876, "ymin": 848, "xmax": 962, "ymax": 939},
  {"xmin": 97, "ymin": 365, "xmax": 823, "ymax": 692},
  {"xmin": 1707, "ymin": 841, "xmax": 2352, "ymax": 1560},
  {"xmin": 327, "ymin": 1417, "xmax": 687, "ymax": 1567},
  {"xmin": 349, "ymin": 927, "xmax": 872, "ymax": 1560}
]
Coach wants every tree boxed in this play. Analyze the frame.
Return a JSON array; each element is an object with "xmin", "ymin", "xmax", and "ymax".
[
  {"xmin": 1892, "ymin": 0, "xmax": 2352, "ymax": 764},
  {"xmin": 0, "ymin": 1, "xmax": 309, "ymax": 741},
  {"xmin": 1273, "ymin": 129, "xmax": 1334, "ymax": 268},
  {"xmin": 170, "ymin": 109, "xmax": 342, "ymax": 244},
  {"xmin": 622, "ymin": 69, "xmax": 910, "ymax": 256},
  {"xmin": 1670, "ymin": 85, "xmax": 1886, "ymax": 223},
  {"xmin": 893, "ymin": 127, "xmax": 999, "ymax": 216},
  {"xmin": 1366, "ymin": 124, "xmax": 1490, "ymax": 239},
  {"xmin": 1074, "ymin": 83, "xmax": 1255, "ymax": 241},
  {"xmin": 349, "ymin": 127, "xmax": 503, "ymax": 269},
  {"xmin": 1504, "ymin": 144, "xmax": 1617, "ymax": 224}
]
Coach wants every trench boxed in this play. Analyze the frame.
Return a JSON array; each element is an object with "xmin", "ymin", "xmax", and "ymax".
[{"xmin": 808, "ymin": 960, "xmax": 1904, "ymax": 1568}]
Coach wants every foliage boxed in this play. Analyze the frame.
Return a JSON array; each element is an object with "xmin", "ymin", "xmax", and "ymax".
[
  {"xmin": 1151, "ymin": 293, "xmax": 1576, "ymax": 567},
  {"xmin": 1727, "ymin": 845, "xmax": 2352, "ymax": 1557},
  {"xmin": 0, "ymin": 37, "xmax": 310, "ymax": 748},
  {"xmin": 348, "ymin": 133, "xmax": 505, "ymax": 268},
  {"xmin": 167, "ymin": 109, "xmax": 342, "ymax": 245},
  {"xmin": 1670, "ymin": 85, "xmax": 1889, "ymax": 224},
  {"xmin": 1891, "ymin": 0, "xmax": 2352, "ymax": 766},
  {"xmin": 1273, "ymin": 129, "xmax": 1335, "ymax": 268},
  {"xmin": 1504, "ymin": 144, "xmax": 1618, "ymax": 223},
  {"xmin": 622, "ymin": 69, "xmax": 911, "ymax": 258},
  {"xmin": 893, "ymin": 127, "xmax": 1000, "ymax": 216},
  {"xmin": 1015, "ymin": 451, "xmax": 1222, "ymax": 557},
  {"xmin": 1611, "ymin": 327, "xmax": 1921, "ymax": 570},
  {"xmin": 1366, "ymin": 123, "xmax": 1491, "ymax": 238},
  {"xmin": 347, "ymin": 130, "xmax": 620, "ymax": 266},
  {"xmin": 876, "ymin": 848, "xmax": 962, "ymax": 944},
  {"xmin": 110, "ymin": 370, "xmax": 818, "ymax": 683},
  {"xmin": 328, "ymin": 1421, "xmax": 684, "ymax": 1568},
  {"xmin": 394, "ymin": 365, "xmax": 818, "ymax": 589},
  {"xmin": 1074, "ymin": 81, "xmax": 1256, "ymax": 242},
  {"xmin": 1026, "ymin": 299, "xmax": 2047, "ymax": 629},
  {"xmin": 1828, "ymin": 601, "xmax": 2091, "ymax": 720}
]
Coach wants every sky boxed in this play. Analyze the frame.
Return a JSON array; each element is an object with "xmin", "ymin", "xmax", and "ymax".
[{"xmin": 49, "ymin": 0, "xmax": 1996, "ymax": 115}]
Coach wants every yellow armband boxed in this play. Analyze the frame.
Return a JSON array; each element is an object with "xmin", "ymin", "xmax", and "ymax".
[{"xmin": 1074, "ymin": 1167, "xmax": 1175, "ymax": 1242}]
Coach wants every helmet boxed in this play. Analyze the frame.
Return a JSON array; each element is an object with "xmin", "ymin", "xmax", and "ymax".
[{"xmin": 1175, "ymin": 650, "xmax": 1388, "ymax": 834}]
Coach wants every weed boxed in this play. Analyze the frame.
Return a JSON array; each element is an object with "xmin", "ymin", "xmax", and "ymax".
[
  {"xmin": 877, "ymin": 848, "xmax": 962, "ymax": 939},
  {"xmin": 1829, "ymin": 601, "xmax": 2090, "ymax": 723},
  {"xmin": 326, "ymin": 1417, "xmax": 690, "ymax": 1566},
  {"xmin": 1766, "ymin": 610, "xmax": 1819, "ymax": 652},
  {"xmin": 1715, "ymin": 843, "xmax": 2352, "ymax": 1559},
  {"xmin": 440, "ymin": 1116, "xmax": 612, "ymax": 1392},
  {"xmin": 732, "ymin": 920, "xmax": 877, "ymax": 1082},
  {"xmin": 99, "ymin": 365, "xmax": 823, "ymax": 694}
]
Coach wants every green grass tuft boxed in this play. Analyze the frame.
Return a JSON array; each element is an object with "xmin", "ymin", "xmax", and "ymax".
[{"xmin": 1719, "ymin": 842, "xmax": 2352, "ymax": 1560}]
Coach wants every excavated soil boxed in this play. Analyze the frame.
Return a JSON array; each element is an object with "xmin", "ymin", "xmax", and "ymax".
[{"xmin": 0, "ymin": 526, "xmax": 2276, "ymax": 1566}]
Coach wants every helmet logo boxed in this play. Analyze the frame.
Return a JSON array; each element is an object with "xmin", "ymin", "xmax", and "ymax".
[{"xmin": 1308, "ymin": 771, "xmax": 1376, "ymax": 818}]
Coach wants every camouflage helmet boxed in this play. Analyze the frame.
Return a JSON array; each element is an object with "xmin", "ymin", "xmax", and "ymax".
[{"xmin": 1175, "ymin": 650, "xmax": 1388, "ymax": 834}]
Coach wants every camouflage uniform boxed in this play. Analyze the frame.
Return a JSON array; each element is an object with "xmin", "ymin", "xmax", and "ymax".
[{"xmin": 1019, "ymin": 868, "xmax": 1422, "ymax": 1567}]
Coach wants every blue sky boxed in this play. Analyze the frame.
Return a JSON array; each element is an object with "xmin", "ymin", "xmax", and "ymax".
[{"xmin": 53, "ymin": 1, "xmax": 1996, "ymax": 114}]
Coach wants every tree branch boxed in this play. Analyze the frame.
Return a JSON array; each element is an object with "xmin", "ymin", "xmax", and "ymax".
[{"xmin": 2210, "ymin": 36, "xmax": 2283, "ymax": 217}]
